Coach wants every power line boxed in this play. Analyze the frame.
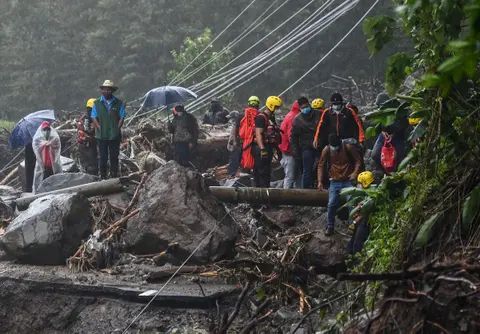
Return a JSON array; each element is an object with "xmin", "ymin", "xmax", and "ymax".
[
  {"xmin": 168, "ymin": 0, "xmax": 258, "ymax": 85},
  {"xmin": 186, "ymin": 0, "xmax": 357, "ymax": 114},
  {"xmin": 278, "ymin": 0, "xmax": 381, "ymax": 97},
  {"xmin": 174, "ymin": 0, "xmax": 287, "ymax": 87}
]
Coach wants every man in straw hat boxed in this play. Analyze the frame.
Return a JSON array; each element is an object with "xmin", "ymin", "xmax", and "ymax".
[{"xmin": 91, "ymin": 80, "xmax": 126, "ymax": 179}]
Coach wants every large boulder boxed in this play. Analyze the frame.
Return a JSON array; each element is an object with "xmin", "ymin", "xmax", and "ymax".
[
  {"xmin": 0, "ymin": 193, "xmax": 92, "ymax": 264},
  {"xmin": 124, "ymin": 161, "xmax": 239, "ymax": 264},
  {"xmin": 37, "ymin": 172, "xmax": 99, "ymax": 193}
]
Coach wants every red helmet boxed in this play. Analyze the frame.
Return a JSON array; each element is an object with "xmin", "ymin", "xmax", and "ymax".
[{"xmin": 40, "ymin": 121, "xmax": 51, "ymax": 129}]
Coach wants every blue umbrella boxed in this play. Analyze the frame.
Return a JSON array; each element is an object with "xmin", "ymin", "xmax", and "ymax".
[
  {"xmin": 140, "ymin": 86, "xmax": 197, "ymax": 109},
  {"xmin": 8, "ymin": 109, "xmax": 56, "ymax": 149}
]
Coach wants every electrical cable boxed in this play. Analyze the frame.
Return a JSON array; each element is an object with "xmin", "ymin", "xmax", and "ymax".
[{"xmin": 168, "ymin": 0, "xmax": 258, "ymax": 85}]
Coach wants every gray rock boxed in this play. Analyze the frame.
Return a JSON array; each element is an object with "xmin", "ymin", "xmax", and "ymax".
[
  {"xmin": 0, "ymin": 198, "xmax": 13, "ymax": 222},
  {"xmin": 124, "ymin": 161, "xmax": 238, "ymax": 264},
  {"xmin": 0, "ymin": 186, "xmax": 21, "ymax": 198},
  {"xmin": 261, "ymin": 207, "xmax": 296, "ymax": 228},
  {"xmin": 302, "ymin": 230, "xmax": 346, "ymax": 273},
  {"xmin": 37, "ymin": 172, "xmax": 99, "ymax": 193},
  {"xmin": 0, "ymin": 193, "xmax": 92, "ymax": 264}
]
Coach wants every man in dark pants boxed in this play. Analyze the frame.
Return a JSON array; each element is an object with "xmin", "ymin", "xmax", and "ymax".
[
  {"xmin": 168, "ymin": 105, "xmax": 199, "ymax": 167},
  {"xmin": 290, "ymin": 96, "xmax": 321, "ymax": 188},
  {"xmin": 252, "ymin": 95, "xmax": 282, "ymax": 187},
  {"xmin": 91, "ymin": 80, "xmax": 126, "ymax": 179}
]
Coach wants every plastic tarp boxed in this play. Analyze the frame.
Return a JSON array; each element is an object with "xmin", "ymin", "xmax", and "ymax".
[{"xmin": 32, "ymin": 125, "xmax": 62, "ymax": 193}]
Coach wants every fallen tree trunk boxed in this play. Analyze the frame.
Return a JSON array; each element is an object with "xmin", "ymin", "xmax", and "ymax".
[
  {"xmin": 209, "ymin": 186, "xmax": 329, "ymax": 207},
  {"xmin": 16, "ymin": 178, "xmax": 125, "ymax": 210}
]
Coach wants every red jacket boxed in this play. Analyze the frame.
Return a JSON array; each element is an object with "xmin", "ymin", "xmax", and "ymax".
[{"xmin": 278, "ymin": 101, "xmax": 300, "ymax": 154}]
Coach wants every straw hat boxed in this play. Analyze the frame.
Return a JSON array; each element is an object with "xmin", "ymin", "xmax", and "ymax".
[{"xmin": 99, "ymin": 80, "xmax": 118, "ymax": 91}]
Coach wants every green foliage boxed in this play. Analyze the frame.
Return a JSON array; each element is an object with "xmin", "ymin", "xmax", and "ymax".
[
  {"xmin": 0, "ymin": 120, "xmax": 15, "ymax": 132},
  {"xmin": 356, "ymin": 0, "xmax": 480, "ymax": 276},
  {"xmin": 363, "ymin": 15, "xmax": 396, "ymax": 56},
  {"xmin": 385, "ymin": 52, "xmax": 412, "ymax": 95}
]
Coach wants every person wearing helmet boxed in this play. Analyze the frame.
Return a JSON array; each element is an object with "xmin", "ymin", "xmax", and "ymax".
[
  {"xmin": 76, "ymin": 98, "xmax": 98, "ymax": 175},
  {"xmin": 238, "ymin": 96, "xmax": 261, "ymax": 172},
  {"xmin": 252, "ymin": 96, "xmax": 282, "ymax": 187},
  {"xmin": 317, "ymin": 133, "xmax": 362, "ymax": 236},
  {"xmin": 168, "ymin": 104, "xmax": 199, "ymax": 167},
  {"xmin": 347, "ymin": 171, "xmax": 375, "ymax": 254},
  {"xmin": 91, "ymin": 80, "xmax": 126, "ymax": 179},
  {"xmin": 278, "ymin": 99, "xmax": 301, "ymax": 188},
  {"xmin": 313, "ymin": 93, "xmax": 365, "ymax": 151},
  {"xmin": 290, "ymin": 97, "xmax": 322, "ymax": 188}
]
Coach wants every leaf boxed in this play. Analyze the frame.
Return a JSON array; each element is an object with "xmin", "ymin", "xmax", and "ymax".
[
  {"xmin": 413, "ymin": 213, "xmax": 442, "ymax": 249},
  {"xmin": 362, "ymin": 15, "xmax": 396, "ymax": 56},
  {"xmin": 462, "ymin": 184, "xmax": 480, "ymax": 233},
  {"xmin": 437, "ymin": 55, "xmax": 463, "ymax": 73},
  {"xmin": 385, "ymin": 52, "xmax": 413, "ymax": 95},
  {"xmin": 365, "ymin": 126, "xmax": 378, "ymax": 140}
]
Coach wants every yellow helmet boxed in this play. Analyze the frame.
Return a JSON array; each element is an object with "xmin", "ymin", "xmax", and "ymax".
[
  {"xmin": 247, "ymin": 96, "xmax": 260, "ymax": 107},
  {"xmin": 311, "ymin": 98, "xmax": 325, "ymax": 109},
  {"xmin": 265, "ymin": 96, "xmax": 283, "ymax": 112},
  {"xmin": 357, "ymin": 171, "xmax": 374, "ymax": 189},
  {"xmin": 408, "ymin": 117, "xmax": 421, "ymax": 126},
  {"xmin": 86, "ymin": 98, "xmax": 96, "ymax": 108}
]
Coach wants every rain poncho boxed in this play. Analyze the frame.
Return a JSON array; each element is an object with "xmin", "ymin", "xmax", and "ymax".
[{"xmin": 32, "ymin": 125, "xmax": 62, "ymax": 193}]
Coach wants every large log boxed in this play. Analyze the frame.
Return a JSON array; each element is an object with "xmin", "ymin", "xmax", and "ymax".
[
  {"xmin": 16, "ymin": 178, "xmax": 125, "ymax": 210},
  {"xmin": 209, "ymin": 186, "xmax": 329, "ymax": 207}
]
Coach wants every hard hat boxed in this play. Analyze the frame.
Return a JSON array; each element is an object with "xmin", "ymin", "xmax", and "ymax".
[
  {"xmin": 357, "ymin": 171, "xmax": 374, "ymax": 189},
  {"xmin": 311, "ymin": 98, "xmax": 325, "ymax": 109},
  {"xmin": 99, "ymin": 80, "xmax": 118, "ymax": 91},
  {"xmin": 40, "ymin": 121, "xmax": 51, "ymax": 130},
  {"xmin": 247, "ymin": 96, "xmax": 260, "ymax": 107},
  {"xmin": 408, "ymin": 117, "xmax": 421, "ymax": 126},
  {"xmin": 265, "ymin": 96, "xmax": 283, "ymax": 112},
  {"xmin": 330, "ymin": 92, "xmax": 343, "ymax": 104},
  {"xmin": 86, "ymin": 98, "xmax": 96, "ymax": 108}
]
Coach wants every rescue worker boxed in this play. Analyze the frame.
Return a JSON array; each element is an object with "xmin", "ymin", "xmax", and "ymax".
[
  {"xmin": 278, "ymin": 100, "xmax": 301, "ymax": 188},
  {"xmin": 313, "ymin": 93, "xmax": 365, "ymax": 151},
  {"xmin": 32, "ymin": 121, "xmax": 62, "ymax": 193},
  {"xmin": 168, "ymin": 104, "xmax": 199, "ymax": 167},
  {"xmin": 317, "ymin": 133, "xmax": 362, "ymax": 236},
  {"xmin": 252, "ymin": 96, "xmax": 282, "ymax": 187},
  {"xmin": 91, "ymin": 80, "xmax": 126, "ymax": 179},
  {"xmin": 203, "ymin": 99, "xmax": 229, "ymax": 125},
  {"xmin": 290, "ymin": 97, "xmax": 321, "ymax": 188},
  {"xmin": 77, "ymin": 98, "xmax": 98, "ymax": 175},
  {"xmin": 238, "ymin": 96, "xmax": 261, "ymax": 171}
]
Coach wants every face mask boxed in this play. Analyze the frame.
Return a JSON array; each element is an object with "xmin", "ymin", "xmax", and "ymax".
[
  {"xmin": 301, "ymin": 107, "xmax": 311, "ymax": 114},
  {"xmin": 332, "ymin": 104, "xmax": 343, "ymax": 113}
]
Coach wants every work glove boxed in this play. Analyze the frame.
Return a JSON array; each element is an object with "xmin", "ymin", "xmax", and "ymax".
[{"xmin": 260, "ymin": 148, "xmax": 269, "ymax": 159}]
